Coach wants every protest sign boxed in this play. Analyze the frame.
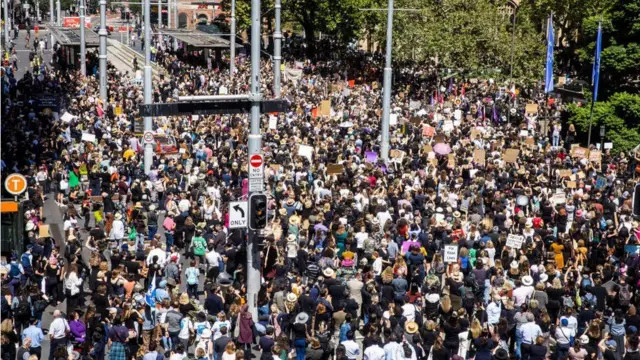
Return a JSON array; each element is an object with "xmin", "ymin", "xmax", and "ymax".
[
  {"xmin": 525, "ymin": 137, "xmax": 535, "ymax": 146},
  {"xmin": 503, "ymin": 149, "xmax": 520, "ymax": 163},
  {"xmin": 114, "ymin": 106, "xmax": 123, "ymax": 116},
  {"xmin": 390, "ymin": 113, "xmax": 398, "ymax": 126},
  {"xmin": 61, "ymin": 112, "xmax": 76, "ymax": 123},
  {"xmin": 39, "ymin": 224, "xmax": 50, "ymax": 238},
  {"xmin": 506, "ymin": 234, "xmax": 524, "ymax": 249},
  {"xmin": 567, "ymin": 181, "xmax": 577, "ymax": 189},
  {"xmin": 327, "ymin": 164, "xmax": 344, "ymax": 175},
  {"xmin": 595, "ymin": 176, "xmax": 607, "ymax": 189},
  {"xmin": 410, "ymin": 100, "xmax": 421, "ymax": 110},
  {"xmin": 589, "ymin": 150, "xmax": 602, "ymax": 163},
  {"xmin": 442, "ymin": 120, "xmax": 454, "ymax": 132},
  {"xmin": 525, "ymin": 104, "xmax": 539, "ymax": 114},
  {"xmin": 298, "ymin": 145, "xmax": 313, "ymax": 161},
  {"xmin": 268, "ymin": 116, "xmax": 278, "ymax": 130},
  {"xmin": 571, "ymin": 147, "xmax": 589, "ymax": 158},
  {"xmin": 390, "ymin": 149, "xmax": 405, "ymax": 159},
  {"xmin": 410, "ymin": 117, "xmax": 422, "ymax": 126},
  {"xmin": 558, "ymin": 169, "xmax": 572, "ymax": 178},
  {"xmin": 448, "ymin": 154, "xmax": 456, "ymax": 167},
  {"xmin": 423, "ymin": 126, "xmax": 435, "ymax": 137},
  {"xmin": 444, "ymin": 245, "xmax": 459, "ymax": 263},
  {"xmin": 365, "ymin": 152, "xmax": 378, "ymax": 163},
  {"xmin": 81, "ymin": 133, "xmax": 96, "ymax": 142},
  {"xmin": 474, "ymin": 149, "xmax": 486, "ymax": 165},
  {"xmin": 604, "ymin": 142, "xmax": 613, "ymax": 149},
  {"xmin": 454, "ymin": 109, "xmax": 462, "ymax": 120},
  {"xmin": 285, "ymin": 67, "xmax": 302, "ymax": 81},
  {"xmin": 423, "ymin": 145, "xmax": 433, "ymax": 154},
  {"xmin": 434, "ymin": 135, "xmax": 446, "ymax": 144},
  {"xmin": 320, "ymin": 100, "xmax": 331, "ymax": 116},
  {"xmin": 470, "ymin": 129, "xmax": 480, "ymax": 140},
  {"xmin": 553, "ymin": 192, "xmax": 566, "ymax": 205}
]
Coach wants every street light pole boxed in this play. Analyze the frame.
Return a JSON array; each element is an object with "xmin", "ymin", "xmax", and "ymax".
[
  {"xmin": 167, "ymin": 0, "xmax": 170, "ymax": 28},
  {"xmin": 49, "ymin": 0, "xmax": 54, "ymax": 48},
  {"xmin": 98, "ymin": 0, "xmax": 107, "ymax": 101},
  {"xmin": 172, "ymin": 0, "xmax": 177, "ymax": 49},
  {"xmin": 4, "ymin": 0, "xmax": 10, "ymax": 47},
  {"xmin": 36, "ymin": 0, "xmax": 40, "ymax": 24},
  {"xmin": 157, "ymin": 0, "xmax": 161, "ymax": 28},
  {"xmin": 56, "ymin": 0, "xmax": 60, "ymax": 25},
  {"xmin": 380, "ymin": 0, "xmax": 393, "ymax": 162},
  {"xmin": 143, "ymin": 0, "xmax": 153, "ymax": 174},
  {"xmin": 246, "ymin": 0, "xmax": 261, "ymax": 322},
  {"xmin": 229, "ymin": 0, "xmax": 236, "ymax": 77},
  {"xmin": 273, "ymin": 0, "xmax": 281, "ymax": 97},
  {"xmin": 79, "ymin": 0, "xmax": 86, "ymax": 76}
]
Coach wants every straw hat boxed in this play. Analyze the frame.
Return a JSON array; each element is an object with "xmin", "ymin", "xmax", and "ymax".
[
  {"xmin": 521, "ymin": 275, "xmax": 533, "ymax": 286},
  {"xmin": 135, "ymin": 202, "xmax": 144, "ymax": 209},
  {"xmin": 510, "ymin": 261, "xmax": 519, "ymax": 269},
  {"xmin": 405, "ymin": 321, "xmax": 419, "ymax": 334},
  {"xmin": 114, "ymin": 213, "xmax": 123, "ymax": 220},
  {"xmin": 286, "ymin": 293, "xmax": 298, "ymax": 302},
  {"xmin": 322, "ymin": 268, "xmax": 335, "ymax": 278},
  {"xmin": 287, "ymin": 234, "xmax": 297, "ymax": 243},
  {"xmin": 289, "ymin": 214, "xmax": 301, "ymax": 226},
  {"xmin": 179, "ymin": 293, "xmax": 190, "ymax": 305}
]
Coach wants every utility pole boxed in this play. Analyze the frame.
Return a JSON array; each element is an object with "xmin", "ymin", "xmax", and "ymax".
[
  {"xmin": 157, "ymin": 0, "xmax": 161, "ymax": 28},
  {"xmin": 229, "ymin": 0, "xmax": 235, "ymax": 76},
  {"xmin": 56, "ymin": 0, "xmax": 60, "ymax": 25},
  {"xmin": 79, "ymin": 0, "xmax": 86, "ymax": 76},
  {"xmin": 36, "ymin": 0, "xmax": 40, "ymax": 24},
  {"xmin": 99, "ymin": 0, "xmax": 107, "ymax": 102},
  {"xmin": 380, "ymin": 0, "xmax": 393, "ymax": 162},
  {"xmin": 143, "ymin": 0, "xmax": 153, "ymax": 174},
  {"xmin": 4, "ymin": 0, "xmax": 10, "ymax": 47},
  {"xmin": 167, "ymin": 0, "xmax": 170, "ymax": 28},
  {"xmin": 49, "ymin": 0, "xmax": 54, "ymax": 48},
  {"xmin": 273, "ymin": 0, "xmax": 281, "ymax": 97},
  {"xmin": 246, "ymin": 0, "xmax": 262, "ymax": 322}
]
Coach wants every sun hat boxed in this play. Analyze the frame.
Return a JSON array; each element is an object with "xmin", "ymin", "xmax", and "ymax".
[
  {"xmin": 286, "ymin": 293, "xmax": 298, "ymax": 302},
  {"xmin": 580, "ymin": 335, "xmax": 590, "ymax": 345},
  {"xmin": 179, "ymin": 293, "xmax": 190, "ymax": 305},
  {"xmin": 521, "ymin": 276, "xmax": 533, "ymax": 286},
  {"xmin": 294, "ymin": 312, "xmax": 309, "ymax": 324},
  {"xmin": 510, "ymin": 261, "xmax": 519, "ymax": 269},
  {"xmin": 405, "ymin": 321, "xmax": 419, "ymax": 334},
  {"xmin": 539, "ymin": 273, "xmax": 549, "ymax": 283},
  {"xmin": 287, "ymin": 234, "xmax": 297, "ymax": 242},
  {"xmin": 114, "ymin": 213, "xmax": 123, "ymax": 220},
  {"xmin": 322, "ymin": 268, "xmax": 335, "ymax": 278}
]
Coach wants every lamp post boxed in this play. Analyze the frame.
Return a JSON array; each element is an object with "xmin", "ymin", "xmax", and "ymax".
[
  {"xmin": 79, "ymin": 0, "xmax": 86, "ymax": 76},
  {"xmin": 56, "ymin": 0, "xmax": 60, "ymax": 25},
  {"xmin": 99, "ymin": 0, "xmax": 107, "ymax": 101},
  {"xmin": 380, "ymin": 0, "xmax": 394, "ymax": 162},
  {"xmin": 143, "ymin": 0, "xmax": 153, "ymax": 173},
  {"xmin": 4, "ymin": 0, "xmax": 10, "ymax": 47},
  {"xmin": 229, "ymin": 0, "xmax": 236, "ymax": 77}
]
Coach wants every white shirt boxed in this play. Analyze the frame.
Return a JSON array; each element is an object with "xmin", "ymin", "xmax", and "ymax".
[
  {"xmin": 364, "ymin": 344, "xmax": 386, "ymax": 360},
  {"xmin": 520, "ymin": 321, "xmax": 542, "ymax": 344},
  {"xmin": 65, "ymin": 272, "xmax": 83, "ymax": 296},
  {"xmin": 206, "ymin": 250, "xmax": 222, "ymax": 267},
  {"xmin": 178, "ymin": 199, "xmax": 191, "ymax": 213},
  {"xmin": 372, "ymin": 257, "xmax": 383, "ymax": 276},
  {"xmin": 147, "ymin": 248, "xmax": 167, "ymax": 267},
  {"xmin": 110, "ymin": 219, "xmax": 125, "ymax": 240},
  {"xmin": 355, "ymin": 232, "xmax": 368, "ymax": 249},
  {"xmin": 384, "ymin": 342, "xmax": 401, "ymax": 360},
  {"xmin": 342, "ymin": 339, "xmax": 361, "ymax": 360},
  {"xmin": 49, "ymin": 317, "xmax": 70, "ymax": 339},
  {"xmin": 512, "ymin": 286, "xmax": 535, "ymax": 307}
]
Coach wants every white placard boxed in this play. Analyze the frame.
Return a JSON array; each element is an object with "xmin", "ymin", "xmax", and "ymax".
[
  {"xmin": 442, "ymin": 120, "xmax": 454, "ymax": 132},
  {"xmin": 454, "ymin": 109, "xmax": 462, "ymax": 121},
  {"xmin": 179, "ymin": 148, "xmax": 186, "ymax": 154},
  {"xmin": 520, "ymin": 130, "xmax": 529, "ymax": 137},
  {"xmin": 390, "ymin": 113, "xmax": 398, "ymax": 126},
  {"xmin": 81, "ymin": 133, "xmax": 96, "ymax": 142},
  {"xmin": 191, "ymin": 115, "xmax": 199, "ymax": 121},
  {"xmin": 604, "ymin": 142, "xmax": 613, "ymax": 149},
  {"xmin": 298, "ymin": 145, "xmax": 313, "ymax": 161},
  {"xmin": 228, "ymin": 201, "xmax": 248, "ymax": 229},
  {"xmin": 444, "ymin": 245, "xmax": 458, "ymax": 263},
  {"xmin": 269, "ymin": 116, "xmax": 278, "ymax": 130},
  {"xmin": 506, "ymin": 234, "xmax": 524, "ymax": 249},
  {"xmin": 61, "ymin": 112, "xmax": 76, "ymax": 123}
]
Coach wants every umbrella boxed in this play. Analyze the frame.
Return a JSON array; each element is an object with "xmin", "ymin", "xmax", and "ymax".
[{"xmin": 433, "ymin": 143, "xmax": 452, "ymax": 155}]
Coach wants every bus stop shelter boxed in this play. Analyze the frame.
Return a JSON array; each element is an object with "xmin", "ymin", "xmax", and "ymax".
[
  {"xmin": 50, "ymin": 26, "xmax": 100, "ymax": 69},
  {"xmin": 161, "ymin": 29, "xmax": 243, "ymax": 63}
]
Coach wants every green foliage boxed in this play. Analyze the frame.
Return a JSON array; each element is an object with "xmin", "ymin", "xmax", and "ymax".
[
  {"xmin": 366, "ymin": 0, "xmax": 544, "ymax": 83},
  {"xmin": 566, "ymin": 92, "xmax": 640, "ymax": 154}
]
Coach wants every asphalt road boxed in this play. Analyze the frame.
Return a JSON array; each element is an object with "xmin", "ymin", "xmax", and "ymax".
[{"xmin": 8, "ymin": 27, "xmax": 53, "ymax": 79}]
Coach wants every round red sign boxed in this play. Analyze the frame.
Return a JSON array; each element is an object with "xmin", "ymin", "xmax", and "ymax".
[{"xmin": 250, "ymin": 154, "xmax": 263, "ymax": 167}]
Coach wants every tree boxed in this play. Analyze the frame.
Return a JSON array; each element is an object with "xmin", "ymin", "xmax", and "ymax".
[
  {"xmin": 566, "ymin": 92, "xmax": 640, "ymax": 154},
  {"xmin": 369, "ymin": 0, "xmax": 544, "ymax": 82}
]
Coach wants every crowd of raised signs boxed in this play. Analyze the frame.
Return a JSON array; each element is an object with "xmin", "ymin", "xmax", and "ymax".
[{"xmin": 2, "ymin": 34, "xmax": 640, "ymax": 360}]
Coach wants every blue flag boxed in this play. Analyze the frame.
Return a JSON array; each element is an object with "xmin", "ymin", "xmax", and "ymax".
[
  {"xmin": 544, "ymin": 14, "xmax": 555, "ymax": 93},
  {"xmin": 592, "ymin": 20, "xmax": 602, "ymax": 103}
]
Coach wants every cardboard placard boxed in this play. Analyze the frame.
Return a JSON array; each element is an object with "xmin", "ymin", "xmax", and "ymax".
[
  {"xmin": 571, "ymin": 147, "xmax": 589, "ymax": 158},
  {"xmin": 558, "ymin": 169, "xmax": 572, "ymax": 178},
  {"xmin": 268, "ymin": 116, "xmax": 278, "ymax": 130},
  {"xmin": 448, "ymin": 154, "xmax": 456, "ymax": 167},
  {"xmin": 423, "ymin": 145, "xmax": 433, "ymax": 154},
  {"xmin": 91, "ymin": 196, "xmax": 103, "ymax": 203},
  {"xmin": 423, "ymin": 126, "xmax": 435, "ymax": 137},
  {"xmin": 390, "ymin": 149, "xmax": 405, "ymax": 159},
  {"xmin": 434, "ymin": 135, "xmax": 446, "ymax": 144},
  {"xmin": 474, "ymin": 149, "xmax": 486, "ymax": 165},
  {"xmin": 503, "ymin": 149, "xmax": 520, "ymax": 163},
  {"xmin": 604, "ymin": 142, "xmax": 613, "ymax": 150},
  {"xmin": 327, "ymin": 164, "xmax": 344, "ymax": 175},
  {"xmin": 444, "ymin": 245, "xmax": 458, "ymax": 263},
  {"xmin": 365, "ymin": 152, "xmax": 378, "ymax": 163},
  {"xmin": 114, "ymin": 106, "xmax": 123, "ymax": 116},
  {"xmin": 319, "ymin": 100, "xmax": 331, "ymax": 116},
  {"xmin": 506, "ymin": 234, "xmax": 524, "ymax": 249},
  {"xmin": 470, "ymin": 129, "xmax": 480, "ymax": 140},
  {"xmin": 589, "ymin": 150, "xmax": 602, "ymax": 163},
  {"xmin": 411, "ymin": 117, "xmax": 422, "ymax": 126},
  {"xmin": 567, "ymin": 181, "xmax": 577, "ymax": 189},
  {"xmin": 298, "ymin": 145, "xmax": 313, "ymax": 161},
  {"xmin": 39, "ymin": 224, "xmax": 50, "ymax": 238},
  {"xmin": 525, "ymin": 104, "xmax": 539, "ymax": 114},
  {"xmin": 525, "ymin": 137, "xmax": 535, "ymax": 146}
]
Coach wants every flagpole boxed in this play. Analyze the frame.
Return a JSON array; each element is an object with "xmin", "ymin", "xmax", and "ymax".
[
  {"xmin": 587, "ymin": 16, "xmax": 603, "ymax": 146},
  {"xmin": 587, "ymin": 100, "xmax": 596, "ymax": 146}
]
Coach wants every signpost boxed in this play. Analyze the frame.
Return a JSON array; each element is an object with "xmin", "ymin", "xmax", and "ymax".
[
  {"xmin": 228, "ymin": 201, "xmax": 248, "ymax": 229},
  {"xmin": 143, "ymin": 131, "xmax": 155, "ymax": 144},
  {"xmin": 4, "ymin": 173, "xmax": 28, "ymax": 197},
  {"xmin": 249, "ymin": 154, "xmax": 264, "ymax": 178}
]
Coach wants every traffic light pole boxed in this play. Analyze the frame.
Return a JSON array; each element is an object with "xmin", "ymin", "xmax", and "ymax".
[
  {"xmin": 143, "ymin": 0, "xmax": 153, "ymax": 174},
  {"xmin": 246, "ymin": 0, "xmax": 262, "ymax": 323}
]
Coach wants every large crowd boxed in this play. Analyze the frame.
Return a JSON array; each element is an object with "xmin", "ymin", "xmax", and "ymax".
[{"xmin": 2, "ymin": 20, "xmax": 640, "ymax": 360}]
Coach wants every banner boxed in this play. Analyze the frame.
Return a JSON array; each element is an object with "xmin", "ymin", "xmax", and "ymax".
[
  {"xmin": 62, "ymin": 16, "xmax": 91, "ymax": 28},
  {"xmin": 284, "ymin": 67, "xmax": 302, "ymax": 82},
  {"xmin": 444, "ymin": 245, "xmax": 458, "ymax": 263}
]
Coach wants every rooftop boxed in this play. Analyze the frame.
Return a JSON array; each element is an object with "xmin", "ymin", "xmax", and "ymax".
[
  {"xmin": 160, "ymin": 29, "xmax": 242, "ymax": 49},
  {"xmin": 50, "ymin": 26, "xmax": 100, "ymax": 47}
]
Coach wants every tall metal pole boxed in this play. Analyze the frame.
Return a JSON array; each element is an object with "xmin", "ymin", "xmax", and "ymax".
[
  {"xmin": 380, "ymin": 0, "xmax": 393, "ymax": 162},
  {"xmin": 36, "ymin": 0, "xmax": 40, "ymax": 24},
  {"xmin": 157, "ymin": 0, "xmax": 161, "ymax": 28},
  {"xmin": 167, "ymin": 0, "xmax": 170, "ymax": 28},
  {"xmin": 56, "ymin": 0, "xmax": 60, "ymax": 25},
  {"xmin": 3, "ymin": 0, "xmax": 10, "ymax": 47},
  {"xmin": 172, "ymin": 0, "xmax": 177, "ymax": 49},
  {"xmin": 143, "ymin": 0, "xmax": 153, "ymax": 174},
  {"xmin": 79, "ymin": 0, "xmax": 86, "ymax": 76},
  {"xmin": 49, "ymin": 0, "xmax": 54, "ymax": 48},
  {"xmin": 246, "ymin": 0, "xmax": 261, "ymax": 322},
  {"xmin": 273, "ymin": 0, "xmax": 281, "ymax": 97},
  {"xmin": 229, "ymin": 0, "xmax": 236, "ymax": 76},
  {"xmin": 99, "ymin": 0, "xmax": 107, "ymax": 101}
]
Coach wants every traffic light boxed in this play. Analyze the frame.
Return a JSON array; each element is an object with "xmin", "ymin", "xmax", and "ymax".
[
  {"xmin": 633, "ymin": 183, "xmax": 640, "ymax": 217},
  {"xmin": 249, "ymin": 194, "xmax": 268, "ymax": 230}
]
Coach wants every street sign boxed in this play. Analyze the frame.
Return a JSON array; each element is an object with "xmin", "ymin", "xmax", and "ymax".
[
  {"xmin": 4, "ymin": 173, "xmax": 28, "ymax": 196},
  {"xmin": 137, "ymin": 99, "xmax": 288, "ymax": 117},
  {"xmin": 228, "ymin": 201, "xmax": 248, "ymax": 229},
  {"xmin": 249, "ymin": 154, "xmax": 264, "ymax": 179},
  {"xmin": 249, "ymin": 178, "xmax": 265, "ymax": 192},
  {"xmin": 143, "ymin": 131, "xmax": 155, "ymax": 144}
]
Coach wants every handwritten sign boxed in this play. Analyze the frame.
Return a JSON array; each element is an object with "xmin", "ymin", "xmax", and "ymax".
[
  {"xmin": 39, "ymin": 224, "xmax": 50, "ymax": 238},
  {"xmin": 571, "ymin": 147, "xmax": 589, "ymax": 158},
  {"xmin": 319, "ymin": 100, "xmax": 331, "ymax": 116},
  {"xmin": 444, "ymin": 245, "xmax": 459, "ymax": 263},
  {"xmin": 423, "ymin": 126, "xmax": 435, "ymax": 137},
  {"xmin": 327, "ymin": 164, "xmax": 344, "ymax": 175},
  {"xmin": 525, "ymin": 104, "xmax": 539, "ymax": 114},
  {"xmin": 474, "ymin": 149, "xmax": 486, "ymax": 165},
  {"xmin": 504, "ymin": 149, "xmax": 520, "ymax": 163},
  {"xmin": 589, "ymin": 150, "xmax": 602, "ymax": 163},
  {"xmin": 506, "ymin": 234, "xmax": 524, "ymax": 249},
  {"xmin": 298, "ymin": 145, "xmax": 313, "ymax": 161}
]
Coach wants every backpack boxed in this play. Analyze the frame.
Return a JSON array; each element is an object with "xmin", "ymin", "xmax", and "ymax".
[
  {"xmin": 33, "ymin": 299, "xmax": 47, "ymax": 313},
  {"xmin": 562, "ymin": 295, "xmax": 575, "ymax": 309},
  {"xmin": 461, "ymin": 286, "xmax": 476, "ymax": 309},
  {"xmin": 15, "ymin": 298, "xmax": 31, "ymax": 318},
  {"xmin": 619, "ymin": 285, "xmax": 632, "ymax": 306}
]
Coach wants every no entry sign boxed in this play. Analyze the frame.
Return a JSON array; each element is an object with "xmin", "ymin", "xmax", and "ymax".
[{"xmin": 249, "ymin": 154, "xmax": 264, "ymax": 179}]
